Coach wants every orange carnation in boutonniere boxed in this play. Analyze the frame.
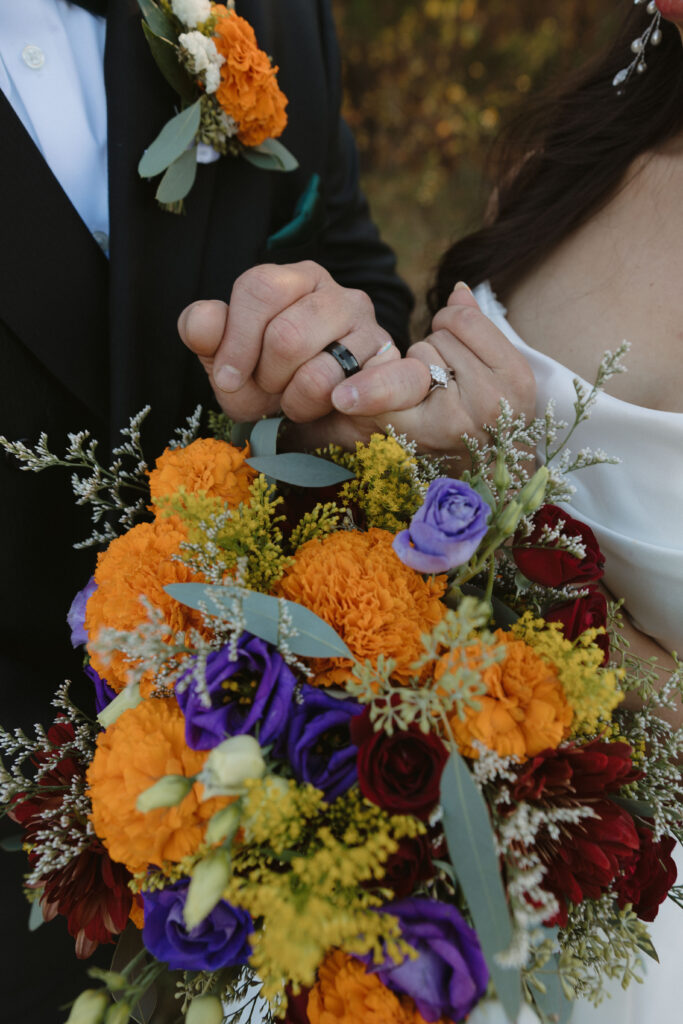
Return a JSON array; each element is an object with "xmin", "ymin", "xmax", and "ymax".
[
  {"xmin": 443, "ymin": 630, "xmax": 574, "ymax": 762},
  {"xmin": 276, "ymin": 528, "xmax": 446, "ymax": 688},
  {"xmin": 212, "ymin": 7, "xmax": 288, "ymax": 147}
]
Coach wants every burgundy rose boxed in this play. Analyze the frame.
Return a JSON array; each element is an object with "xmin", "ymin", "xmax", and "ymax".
[
  {"xmin": 282, "ymin": 986, "xmax": 311, "ymax": 1024},
  {"xmin": 615, "ymin": 824, "xmax": 677, "ymax": 921},
  {"xmin": 544, "ymin": 588, "xmax": 609, "ymax": 664},
  {"xmin": 513, "ymin": 504, "xmax": 604, "ymax": 587},
  {"xmin": 350, "ymin": 709, "xmax": 448, "ymax": 820},
  {"xmin": 380, "ymin": 834, "xmax": 438, "ymax": 899},
  {"xmin": 509, "ymin": 741, "xmax": 640, "ymax": 926}
]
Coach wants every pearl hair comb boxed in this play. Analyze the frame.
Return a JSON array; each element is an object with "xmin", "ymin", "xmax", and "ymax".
[{"xmin": 613, "ymin": 0, "xmax": 663, "ymax": 92}]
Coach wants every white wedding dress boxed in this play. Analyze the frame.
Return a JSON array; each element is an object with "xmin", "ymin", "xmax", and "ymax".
[{"xmin": 473, "ymin": 281, "xmax": 683, "ymax": 1023}]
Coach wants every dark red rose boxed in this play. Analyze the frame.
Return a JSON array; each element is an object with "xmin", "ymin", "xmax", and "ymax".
[
  {"xmin": 282, "ymin": 985, "xmax": 311, "ymax": 1023},
  {"xmin": 544, "ymin": 588, "xmax": 609, "ymax": 664},
  {"xmin": 380, "ymin": 834, "xmax": 438, "ymax": 899},
  {"xmin": 615, "ymin": 824, "xmax": 678, "ymax": 921},
  {"xmin": 513, "ymin": 505, "xmax": 605, "ymax": 587},
  {"xmin": 509, "ymin": 741, "xmax": 640, "ymax": 926},
  {"xmin": 350, "ymin": 709, "xmax": 448, "ymax": 819}
]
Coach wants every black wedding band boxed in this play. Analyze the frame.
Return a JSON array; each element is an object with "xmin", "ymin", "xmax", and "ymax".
[{"xmin": 323, "ymin": 341, "xmax": 361, "ymax": 378}]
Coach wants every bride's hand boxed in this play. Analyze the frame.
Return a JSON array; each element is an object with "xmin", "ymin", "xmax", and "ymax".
[{"xmin": 323, "ymin": 281, "xmax": 536, "ymax": 460}]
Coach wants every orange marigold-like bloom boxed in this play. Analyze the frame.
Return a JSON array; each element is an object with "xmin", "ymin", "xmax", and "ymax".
[
  {"xmin": 148, "ymin": 437, "xmax": 256, "ymax": 510},
  {"xmin": 212, "ymin": 8, "xmax": 288, "ymax": 147},
  {"xmin": 307, "ymin": 951, "xmax": 440, "ymax": 1024},
  {"xmin": 276, "ymin": 529, "xmax": 446, "ymax": 687},
  {"xmin": 443, "ymin": 630, "xmax": 574, "ymax": 762},
  {"xmin": 85, "ymin": 517, "xmax": 206, "ymax": 693},
  {"xmin": 87, "ymin": 699, "xmax": 232, "ymax": 875}
]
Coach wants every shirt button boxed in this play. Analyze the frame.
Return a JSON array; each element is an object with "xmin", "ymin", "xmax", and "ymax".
[{"xmin": 22, "ymin": 45, "xmax": 45, "ymax": 70}]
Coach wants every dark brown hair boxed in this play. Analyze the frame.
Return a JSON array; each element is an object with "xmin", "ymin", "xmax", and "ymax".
[{"xmin": 428, "ymin": 4, "xmax": 683, "ymax": 313}]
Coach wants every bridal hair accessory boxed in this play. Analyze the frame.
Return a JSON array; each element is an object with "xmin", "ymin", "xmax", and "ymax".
[
  {"xmin": 428, "ymin": 364, "xmax": 457, "ymax": 393},
  {"xmin": 136, "ymin": 0, "xmax": 298, "ymax": 212},
  {"xmin": 612, "ymin": 0, "xmax": 663, "ymax": 92},
  {"xmin": 324, "ymin": 342, "xmax": 361, "ymax": 378}
]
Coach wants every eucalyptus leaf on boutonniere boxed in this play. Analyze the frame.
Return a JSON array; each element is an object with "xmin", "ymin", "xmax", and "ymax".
[{"xmin": 137, "ymin": 0, "xmax": 298, "ymax": 211}]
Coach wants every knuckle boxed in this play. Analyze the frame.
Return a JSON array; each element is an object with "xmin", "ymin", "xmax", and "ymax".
[
  {"xmin": 232, "ymin": 264, "xmax": 282, "ymax": 308},
  {"xmin": 263, "ymin": 313, "xmax": 307, "ymax": 362},
  {"xmin": 433, "ymin": 303, "xmax": 480, "ymax": 335}
]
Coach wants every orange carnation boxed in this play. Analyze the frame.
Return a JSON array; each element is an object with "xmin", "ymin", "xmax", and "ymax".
[
  {"xmin": 276, "ymin": 529, "xmax": 446, "ymax": 687},
  {"xmin": 148, "ymin": 437, "xmax": 256, "ymax": 510},
  {"xmin": 85, "ymin": 517, "xmax": 206, "ymax": 692},
  {"xmin": 444, "ymin": 630, "xmax": 573, "ymax": 762},
  {"xmin": 87, "ymin": 699, "xmax": 232, "ymax": 875},
  {"xmin": 212, "ymin": 8, "xmax": 288, "ymax": 147},
  {"xmin": 307, "ymin": 951, "xmax": 439, "ymax": 1024}
]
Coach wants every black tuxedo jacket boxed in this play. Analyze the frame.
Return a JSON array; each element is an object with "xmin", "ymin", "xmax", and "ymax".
[{"xmin": 0, "ymin": 4, "xmax": 411, "ymax": 1020}]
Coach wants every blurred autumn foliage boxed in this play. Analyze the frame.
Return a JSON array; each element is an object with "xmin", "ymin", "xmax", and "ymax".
[{"xmin": 333, "ymin": 0, "xmax": 617, "ymax": 322}]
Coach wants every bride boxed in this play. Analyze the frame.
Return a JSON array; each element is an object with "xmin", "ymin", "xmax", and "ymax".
[{"xmin": 425, "ymin": 1, "xmax": 683, "ymax": 1020}]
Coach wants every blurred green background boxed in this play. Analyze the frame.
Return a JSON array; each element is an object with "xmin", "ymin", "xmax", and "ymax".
[{"xmin": 333, "ymin": 0, "xmax": 617, "ymax": 328}]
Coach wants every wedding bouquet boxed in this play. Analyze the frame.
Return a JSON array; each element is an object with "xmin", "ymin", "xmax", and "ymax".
[{"xmin": 2, "ymin": 348, "xmax": 682, "ymax": 1024}]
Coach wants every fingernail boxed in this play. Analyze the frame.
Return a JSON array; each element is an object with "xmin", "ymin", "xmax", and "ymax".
[
  {"xmin": 377, "ymin": 339, "xmax": 394, "ymax": 356},
  {"xmin": 333, "ymin": 383, "xmax": 359, "ymax": 412},
  {"xmin": 452, "ymin": 281, "xmax": 472, "ymax": 294},
  {"xmin": 214, "ymin": 364, "xmax": 242, "ymax": 392}
]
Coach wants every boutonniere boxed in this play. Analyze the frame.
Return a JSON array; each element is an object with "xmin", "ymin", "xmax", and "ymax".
[{"xmin": 137, "ymin": 0, "xmax": 298, "ymax": 212}]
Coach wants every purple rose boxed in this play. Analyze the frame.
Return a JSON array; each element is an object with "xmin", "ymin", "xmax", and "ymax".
[
  {"xmin": 85, "ymin": 663, "xmax": 117, "ymax": 716},
  {"xmin": 365, "ymin": 898, "xmax": 489, "ymax": 1022},
  {"xmin": 176, "ymin": 633, "xmax": 297, "ymax": 750},
  {"xmin": 67, "ymin": 577, "xmax": 97, "ymax": 647},
  {"xmin": 393, "ymin": 478, "xmax": 490, "ymax": 573},
  {"xmin": 280, "ymin": 684, "xmax": 362, "ymax": 801},
  {"xmin": 142, "ymin": 879, "xmax": 253, "ymax": 971}
]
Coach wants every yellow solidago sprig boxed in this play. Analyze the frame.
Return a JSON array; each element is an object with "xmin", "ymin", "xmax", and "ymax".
[
  {"xmin": 226, "ymin": 779, "xmax": 420, "ymax": 1002},
  {"xmin": 511, "ymin": 613, "xmax": 624, "ymax": 736},
  {"xmin": 330, "ymin": 433, "xmax": 427, "ymax": 533},
  {"xmin": 160, "ymin": 475, "xmax": 291, "ymax": 591}
]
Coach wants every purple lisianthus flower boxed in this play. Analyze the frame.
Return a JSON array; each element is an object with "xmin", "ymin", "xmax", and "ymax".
[
  {"xmin": 66, "ymin": 577, "xmax": 97, "ymax": 647},
  {"xmin": 176, "ymin": 632, "xmax": 297, "ymax": 751},
  {"xmin": 365, "ymin": 898, "xmax": 489, "ymax": 1022},
  {"xmin": 142, "ymin": 879, "xmax": 253, "ymax": 971},
  {"xmin": 85, "ymin": 663, "xmax": 117, "ymax": 716},
  {"xmin": 280, "ymin": 684, "xmax": 363, "ymax": 801},
  {"xmin": 393, "ymin": 478, "xmax": 490, "ymax": 573}
]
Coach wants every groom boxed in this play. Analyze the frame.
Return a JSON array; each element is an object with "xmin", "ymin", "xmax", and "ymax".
[{"xmin": 0, "ymin": 1, "xmax": 411, "ymax": 1021}]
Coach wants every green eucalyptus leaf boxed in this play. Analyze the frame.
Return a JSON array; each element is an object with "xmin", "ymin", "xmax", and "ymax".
[
  {"xmin": 249, "ymin": 417, "xmax": 284, "ymax": 457},
  {"xmin": 242, "ymin": 138, "xmax": 299, "ymax": 173},
  {"xmin": 166, "ymin": 583, "xmax": 353, "ymax": 659},
  {"xmin": 0, "ymin": 833, "xmax": 22, "ymax": 853},
  {"xmin": 440, "ymin": 751, "xmax": 521, "ymax": 1022},
  {"xmin": 141, "ymin": 22, "xmax": 195, "ymax": 103},
  {"xmin": 609, "ymin": 795, "xmax": 656, "ymax": 819},
  {"xmin": 137, "ymin": 0, "xmax": 178, "ymax": 42},
  {"xmin": 28, "ymin": 897, "xmax": 45, "ymax": 932},
  {"xmin": 531, "ymin": 952, "xmax": 572, "ymax": 1024},
  {"xmin": 138, "ymin": 99, "xmax": 201, "ymax": 178},
  {"xmin": 155, "ymin": 146, "xmax": 198, "ymax": 203},
  {"xmin": 246, "ymin": 453, "xmax": 354, "ymax": 487}
]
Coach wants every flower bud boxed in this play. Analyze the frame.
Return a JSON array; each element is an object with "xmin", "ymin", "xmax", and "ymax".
[
  {"xmin": 97, "ymin": 683, "xmax": 142, "ymax": 730},
  {"xmin": 136, "ymin": 774, "xmax": 194, "ymax": 813},
  {"xmin": 198, "ymin": 735, "xmax": 266, "ymax": 798},
  {"xmin": 104, "ymin": 1003, "xmax": 132, "ymax": 1024},
  {"xmin": 65, "ymin": 989, "xmax": 109, "ymax": 1024},
  {"xmin": 492, "ymin": 451, "xmax": 511, "ymax": 494},
  {"xmin": 186, "ymin": 996, "xmax": 224, "ymax": 1024},
  {"xmin": 183, "ymin": 849, "xmax": 232, "ymax": 930},
  {"xmin": 516, "ymin": 466, "xmax": 549, "ymax": 515},
  {"xmin": 204, "ymin": 801, "xmax": 242, "ymax": 846},
  {"xmin": 495, "ymin": 499, "xmax": 523, "ymax": 538},
  {"xmin": 86, "ymin": 969, "xmax": 127, "ymax": 992}
]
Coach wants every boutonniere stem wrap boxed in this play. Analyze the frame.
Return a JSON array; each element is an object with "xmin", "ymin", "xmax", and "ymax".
[{"xmin": 137, "ymin": 0, "xmax": 298, "ymax": 211}]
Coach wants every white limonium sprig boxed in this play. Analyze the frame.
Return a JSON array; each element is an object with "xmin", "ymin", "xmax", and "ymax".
[{"xmin": 178, "ymin": 31, "xmax": 225, "ymax": 94}]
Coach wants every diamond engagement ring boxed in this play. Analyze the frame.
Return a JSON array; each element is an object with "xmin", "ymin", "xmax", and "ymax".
[{"xmin": 427, "ymin": 364, "xmax": 456, "ymax": 394}]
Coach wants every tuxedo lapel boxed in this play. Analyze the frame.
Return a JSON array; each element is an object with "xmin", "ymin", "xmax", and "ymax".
[
  {"xmin": 104, "ymin": 0, "xmax": 220, "ymax": 448},
  {"xmin": 0, "ymin": 90, "xmax": 109, "ymax": 421}
]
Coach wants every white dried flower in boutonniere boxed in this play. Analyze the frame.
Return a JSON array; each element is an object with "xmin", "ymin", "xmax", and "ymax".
[{"xmin": 137, "ymin": 0, "xmax": 298, "ymax": 212}]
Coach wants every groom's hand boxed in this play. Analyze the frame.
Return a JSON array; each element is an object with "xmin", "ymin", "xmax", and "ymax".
[{"xmin": 177, "ymin": 261, "xmax": 394, "ymax": 423}]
